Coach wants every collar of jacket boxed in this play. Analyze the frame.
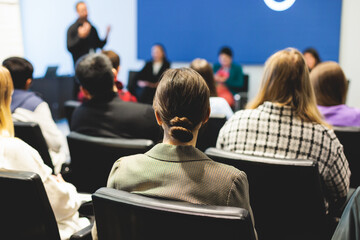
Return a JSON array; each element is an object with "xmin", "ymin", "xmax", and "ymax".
[{"xmin": 145, "ymin": 143, "xmax": 211, "ymax": 162}]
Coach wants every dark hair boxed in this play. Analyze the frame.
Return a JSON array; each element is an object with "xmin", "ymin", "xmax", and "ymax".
[
  {"xmin": 76, "ymin": 1, "xmax": 85, "ymax": 10},
  {"xmin": 102, "ymin": 50, "xmax": 120, "ymax": 69},
  {"xmin": 219, "ymin": 46, "xmax": 233, "ymax": 58},
  {"xmin": 310, "ymin": 61, "xmax": 347, "ymax": 106},
  {"xmin": 75, "ymin": 53, "xmax": 114, "ymax": 96},
  {"xmin": 303, "ymin": 47, "xmax": 321, "ymax": 65},
  {"xmin": 2, "ymin": 57, "xmax": 33, "ymax": 89},
  {"xmin": 153, "ymin": 68, "xmax": 210, "ymax": 142},
  {"xmin": 190, "ymin": 58, "xmax": 217, "ymax": 97}
]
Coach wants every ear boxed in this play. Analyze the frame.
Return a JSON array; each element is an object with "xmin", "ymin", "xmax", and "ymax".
[
  {"xmin": 112, "ymin": 68, "xmax": 118, "ymax": 79},
  {"xmin": 202, "ymin": 107, "xmax": 211, "ymax": 125},
  {"xmin": 154, "ymin": 110, "xmax": 163, "ymax": 126},
  {"xmin": 24, "ymin": 78, "xmax": 32, "ymax": 90},
  {"xmin": 80, "ymin": 86, "xmax": 92, "ymax": 100}
]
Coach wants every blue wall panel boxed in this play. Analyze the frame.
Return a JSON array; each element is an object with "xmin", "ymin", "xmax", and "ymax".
[{"xmin": 138, "ymin": 0, "xmax": 342, "ymax": 64}]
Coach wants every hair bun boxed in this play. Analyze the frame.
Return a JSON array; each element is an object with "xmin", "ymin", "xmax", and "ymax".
[{"xmin": 169, "ymin": 117, "xmax": 194, "ymax": 142}]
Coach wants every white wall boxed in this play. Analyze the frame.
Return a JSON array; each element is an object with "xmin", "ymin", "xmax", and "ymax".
[
  {"xmin": 339, "ymin": 0, "xmax": 360, "ymax": 108},
  {"xmin": 0, "ymin": 0, "xmax": 23, "ymax": 61}
]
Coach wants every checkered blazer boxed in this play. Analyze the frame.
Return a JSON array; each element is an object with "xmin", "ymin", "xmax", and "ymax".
[{"xmin": 217, "ymin": 101, "xmax": 351, "ymax": 208}]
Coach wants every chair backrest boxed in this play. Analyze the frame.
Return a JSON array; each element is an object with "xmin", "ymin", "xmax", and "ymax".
[
  {"xmin": 205, "ymin": 148, "xmax": 328, "ymax": 240},
  {"xmin": 0, "ymin": 170, "xmax": 60, "ymax": 240},
  {"xmin": 64, "ymin": 100, "xmax": 81, "ymax": 126},
  {"xmin": 333, "ymin": 126, "xmax": 360, "ymax": 188},
  {"xmin": 127, "ymin": 70, "xmax": 140, "ymax": 96},
  {"xmin": 13, "ymin": 121, "xmax": 54, "ymax": 173},
  {"xmin": 66, "ymin": 132, "xmax": 154, "ymax": 193},
  {"xmin": 196, "ymin": 114, "xmax": 227, "ymax": 151},
  {"xmin": 92, "ymin": 187, "xmax": 256, "ymax": 240}
]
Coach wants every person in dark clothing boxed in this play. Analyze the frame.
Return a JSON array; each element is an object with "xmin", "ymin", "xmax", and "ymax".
[
  {"xmin": 71, "ymin": 53, "xmax": 162, "ymax": 143},
  {"xmin": 67, "ymin": 1, "xmax": 111, "ymax": 99},
  {"xmin": 67, "ymin": 1, "xmax": 110, "ymax": 65},
  {"xmin": 128, "ymin": 44, "xmax": 171, "ymax": 104}
]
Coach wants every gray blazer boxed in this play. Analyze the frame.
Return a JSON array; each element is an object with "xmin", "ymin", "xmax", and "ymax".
[{"xmin": 92, "ymin": 143, "xmax": 256, "ymax": 239}]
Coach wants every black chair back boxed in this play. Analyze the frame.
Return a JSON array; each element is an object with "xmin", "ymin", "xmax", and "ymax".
[
  {"xmin": 333, "ymin": 126, "xmax": 360, "ymax": 188},
  {"xmin": 127, "ymin": 70, "xmax": 140, "ymax": 96},
  {"xmin": 64, "ymin": 100, "xmax": 81, "ymax": 126},
  {"xmin": 92, "ymin": 187, "xmax": 256, "ymax": 240},
  {"xmin": 196, "ymin": 114, "xmax": 227, "ymax": 151},
  {"xmin": 205, "ymin": 148, "xmax": 329, "ymax": 240},
  {"xmin": 66, "ymin": 132, "xmax": 154, "ymax": 193},
  {"xmin": 0, "ymin": 170, "xmax": 60, "ymax": 240},
  {"xmin": 13, "ymin": 121, "xmax": 54, "ymax": 173}
]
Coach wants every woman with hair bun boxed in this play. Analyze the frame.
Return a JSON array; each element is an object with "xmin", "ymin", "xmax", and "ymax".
[{"xmin": 91, "ymin": 68, "xmax": 256, "ymax": 240}]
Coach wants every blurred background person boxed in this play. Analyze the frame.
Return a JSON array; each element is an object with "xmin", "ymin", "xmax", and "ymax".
[
  {"xmin": 190, "ymin": 58, "xmax": 233, "ymax": 119},
  {"xmin": 303, "ymin": 47, "xmax": 321, "ymax": 72},
  {"xmin": 0, "ymin": 66, "xmax": 90, "ymax": 240},
  {"xmin": 67, "ymin": 1, "xmax": 111, "ymax": 98},
  {"xmin": 128, "ymin": 43, "xmax": 171, "ymax": 104},
  {"xmin": 3, "ymin": 57, "xmax": 69, "ymax": 174},
  {"xmin": 213, "ymin": 46, "xmax": 244, "ymax": 107},
  {"xmin": 310, "ymin": 61, "xmax": 360, "ymax": 127},
  {"xmin": 102, "ymin": 50, "xmax": 137, "ymax": 102}
]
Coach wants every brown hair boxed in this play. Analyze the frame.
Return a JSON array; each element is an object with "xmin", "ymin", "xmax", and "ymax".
[
  {"xmin": 153, "ymin": 68, "xmax": 210, "ymax": 142},
  {"xmin": 190, "ymin": 58, "xmax": 217, "ymax": 97},
  {"xmin": 102, "ymin": 50, "xmax": 120, "ymax": 69},
  {"xmin": 247, "ymin": 48, "xmax": 327, "ymax": 126},
  {"xmin": 310, "ymin": 61, "xmax": 347, "ymax": 106},
  {"xmin": 0, "ymin": 66, "xmax": 14, "ymax": 137}
]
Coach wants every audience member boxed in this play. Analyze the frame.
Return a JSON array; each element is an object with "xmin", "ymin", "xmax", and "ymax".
[
  {"xmin": 217, "ymin": 48, "xmax": 350, "ymax": 214},
  {"xmin": 331, "ymin": 187, "xmax": 360, "ymax": 240},
  {"xmin": 92, "ymin": 67, "xmax": 256, "ymax": 239},
  {"xmin": 303, "ymin": 47, "xmax": 321, "ymax": 72},
  {"xmin": 310, "ymin": 61, "xmax": 360, "ymax": 127},
  {"xmin": 128, "ymin": 43, "xmax": 171, "ymax": 104},
  {"xmin": 70, "ymin": 53, "xmax": 161, "ymax": 142},
  {"xmin": 102, "ymin": 50, "xmax": 137, "ymax": 102},
  {"xmin": 3, "ymin": 57, "xmax": 69, "ymax": 174},
  {"xmin": 213, "ymin": 46, "xmax": 244, "ymax": 107},
  {"xmin": 0, "ymin": 66, "xmax": 90, "ymax": 240},
  {"xmin": 190, "ymin": 58, "xmax": 233, "ymax": 119}
]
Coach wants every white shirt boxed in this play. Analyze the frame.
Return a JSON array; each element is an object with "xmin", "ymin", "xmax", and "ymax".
[
  {"xmin": 210, "ymin": 97, "xmax": 234, "ymax": 120},
  {"xmin": 0, "ymin": 136, "xmax": 89, "ymax": 240},
  {"xmin": 12, "ymin": 102, "xmax": 69, "ymax": 174}
]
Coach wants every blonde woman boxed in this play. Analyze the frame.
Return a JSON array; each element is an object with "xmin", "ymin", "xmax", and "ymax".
[
  {"xmin": 0, "ymin": 66, "xmax": 89, "ymax": 240},
  {"xmin": 216, "ymin": 48, "xmax": 350, "ymax": 213}
]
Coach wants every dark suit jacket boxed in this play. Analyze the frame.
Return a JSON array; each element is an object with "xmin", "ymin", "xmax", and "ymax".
[
  {"xmin": 70, "ymin": 93, "xmax": 162, "ymax": 142},
  {"xmin": 128, "ymin": 60, "xmax": 171, "ymax": 104},
  {"xmin": 67, "ymin": 19, "xmax": 107, "ymax": 65}
]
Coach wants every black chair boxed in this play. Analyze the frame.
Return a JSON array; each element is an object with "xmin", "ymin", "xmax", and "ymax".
[
  {"xmin": 127, "ymin": 70, "xmax": 140, "ymax": 96},
  {"xmin": 234, "ymin": 74, "xmax": 249, "ymax": 111},
  {"xmin": 92, "ymin": 187, "xmax": 256, "ymax": 240},
  {"xmin": 13, "ymin": 121, "xmax": 54, "ymax": 173},
  {"xmin": 0, "ymin": 169, "xmax": 91, "ymax": 240},
  {"xmin": 66, "ymin": 132, "xmax": 154, "ymax": 193},
  {"xmin": 196, "ymin": 114, "xmax": 227, "ymax": 151},
  {"xmin": 205, "ymin": 147, "xmax": 333, "ymax": 240},
  {"xmin": 333, "ymin": 126, "xmax": 360, "ymax": 188},
  {"xmin": 64, "ymin": 100, "xmax": 81, "ymax": 126}
]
